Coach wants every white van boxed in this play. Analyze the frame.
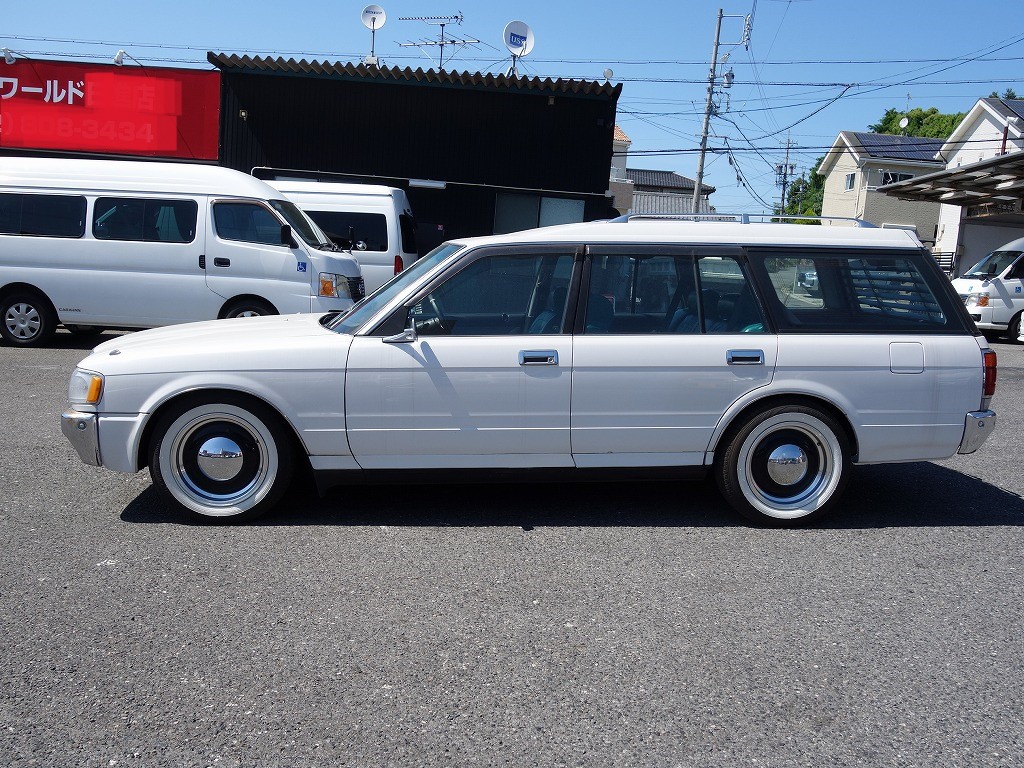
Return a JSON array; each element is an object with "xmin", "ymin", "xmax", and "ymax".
[
  {"xmin": 951, "ymin": 236, "xmax": 1024, "ymax": 341},
  {"xmin": 262, "ymin": 179, "xmax": 418, "ymax": 294},
  {"xmin": 0, "ymin": 158, "xmax": 364, "ymax": 346}
]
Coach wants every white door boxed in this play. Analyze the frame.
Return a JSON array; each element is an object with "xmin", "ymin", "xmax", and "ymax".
[
  {"xmin": 345, "ymin": 248, "xmax": 577, "ymax": 469},
  {"xmin": 570, "ymin": 249, "xmax": 777, "ymax": 467}
]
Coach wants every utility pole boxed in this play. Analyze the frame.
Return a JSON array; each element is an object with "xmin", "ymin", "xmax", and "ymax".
[
  {"xmin": 775, "ymin": 136, "xmax": 796, "ymax": 214},
  {"xmin": 692, "ymin": 9, "xmax": 750, "ymax": 215},
  {"xmin": 692, "ymin": 9, "xmax": 724, "ymax": 216}
]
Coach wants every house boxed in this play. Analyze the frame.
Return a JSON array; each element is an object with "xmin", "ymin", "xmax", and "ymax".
[
  {"xmin": 626, "ymin": 168, "xmax": 715, "ymax": 214},
  {"xmin": 608, "ymin": 125, "xmax": 634, "ymax": 216},
  {"xmin": 882, "ymin": 98, "xmax": 1024, "ymax": 272},
  {"xmin": 817, "ymin": 131, "xmax": 944, "ymax": 236}
]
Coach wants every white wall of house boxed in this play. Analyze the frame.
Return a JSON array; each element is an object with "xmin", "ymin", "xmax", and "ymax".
[{"xmin": 821, "ymin": 151, "xmax": 862, "ymax": 222}]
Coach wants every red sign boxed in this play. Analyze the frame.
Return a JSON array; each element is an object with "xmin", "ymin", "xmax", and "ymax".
[{"xmin": 0, "ymin": 59, "xmax": 220, "ymax": 160}]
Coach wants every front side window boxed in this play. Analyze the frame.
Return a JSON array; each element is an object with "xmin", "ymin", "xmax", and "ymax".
[
  {"xmin": 584, "ymin": 252, "xmax": 765, "ymax": 334},
  {"xmin": 410, "ymin": 251, "xmax": 575, "ymax": 336},
  {"xmin": 0, "ymin": 193, "xmax": 86, "ymax": 238},
  {"xmin": 755, "ymin": 250, "xmax": 960, "ymax": 333},
  {"xmin": 214, "ymin": 202, "xmax": 287, "ymax": 245},
  {"xmin": 305, "ymin": 211, "xmax": 388, "ymax": 251},
  {"xmin": 93, "ymin": 197, "xmax": 197, "ymax": 242}
]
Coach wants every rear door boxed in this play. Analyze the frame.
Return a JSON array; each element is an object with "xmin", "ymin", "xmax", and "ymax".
[{"xmin": 570, "ymin": 246, "xmax": 777, "ymax": 467}]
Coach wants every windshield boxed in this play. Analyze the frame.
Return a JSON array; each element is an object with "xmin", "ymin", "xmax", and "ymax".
[
  {"xmin": 269, "ymin": 199, "xmax": 333, "ymax": 248},
  {"xmin": 327, "ymin": 242, "xmax": 464, "ymax": 334},
  {"xmin": 965, "ymin": 250, "xmax": 1024, "ymax": 278}
]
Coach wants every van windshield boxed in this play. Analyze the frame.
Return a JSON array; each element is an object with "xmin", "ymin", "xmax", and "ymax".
[
  {"xmin": 268, "ymin": 199, "xmax": 333, "ymax": 248},
  {"xmin": 964, "ymin": 249, "xmax": 1023, "ymax": 278},
  {"xmin": 327, "ymin": 243, "xmax": 463, "ymax": 335}
]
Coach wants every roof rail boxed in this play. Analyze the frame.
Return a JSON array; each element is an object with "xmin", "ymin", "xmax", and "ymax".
[{"xmin": 609, "ymin": 213, "xmax": 876, "ymax": 228}]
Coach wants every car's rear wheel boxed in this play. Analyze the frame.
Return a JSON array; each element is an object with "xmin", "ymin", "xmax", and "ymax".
[
  {"xmin": 149, "ymin": 396, "xmax": 294, "ymax": 523},
  {"xmin": 223, "ymin": 299, "xmax": 276, "ymax": 319},
  {"xmin": 1008, "ymin": 312, "xmax": 1022, "ymax": 344},
  {"xmin": 716, "ymin": 403, "xmax": 850, "ymax": 526},
  {"xmin": 1, "ymin": 292, "xmax": 58, "ymax": 347}
]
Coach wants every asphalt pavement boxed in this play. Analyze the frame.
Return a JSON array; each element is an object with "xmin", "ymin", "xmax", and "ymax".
[{"xmin": 1, "ymin": 330, "xmax": 1022, "ymax": 767}]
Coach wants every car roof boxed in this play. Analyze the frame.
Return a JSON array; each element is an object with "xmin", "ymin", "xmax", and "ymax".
[{"xmin": 448, "ymin": 218, "xmax": 924, "ymax": 250}]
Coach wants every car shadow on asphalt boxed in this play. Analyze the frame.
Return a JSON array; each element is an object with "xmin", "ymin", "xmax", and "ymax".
[{"xmin": 119, "ymin": 461, "xmax": 1024, "ymax": 529}]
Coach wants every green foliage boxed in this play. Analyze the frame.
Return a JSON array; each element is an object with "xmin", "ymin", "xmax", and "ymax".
[
  {"xmin": 776, "ymin": 157, "xmax": 825, "ymax": 222},
  {"xmin": 868, "ymin": 107, "xmax": 965, "ymax": 139},
  {"xmin": 989, "ymin": 88, "xmax": 1018, "ymax": 100}
]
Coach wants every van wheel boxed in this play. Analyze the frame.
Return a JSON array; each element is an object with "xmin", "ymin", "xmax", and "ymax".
[
  {"xmin": 1, "ymin": 292, "xmax": 58, "ymax": 347},
  {"xmin": 1008, "ymin": 313, "xmax": 1022, "ymax": 343},
  {"xmin": 149, "ymin": 396, "xmax": 294, "ymax": 523},
  {"xmin": 715, "ymin": 403, "xmax": 851, "ymax": 526},
  {"xmin": 223, "ymin": 299, "xmax": 277, "ymax": 319}
]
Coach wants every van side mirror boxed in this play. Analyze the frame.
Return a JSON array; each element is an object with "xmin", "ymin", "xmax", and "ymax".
[{"xmin": 280, "ymin": 224, "xmax": 294, "ymax": 247}]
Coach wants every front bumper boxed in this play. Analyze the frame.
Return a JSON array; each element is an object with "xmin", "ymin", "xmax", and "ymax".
[
  {"xmin": 958, "ymin": 410, "xmax": 996, "ymax": 454},
  {"xmin": 61, "ymin": 410, "xmax": 100, "ymax": 466}
]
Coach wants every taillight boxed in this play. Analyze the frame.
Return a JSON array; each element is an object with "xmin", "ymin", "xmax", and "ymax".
[
  {"xmin": 394, "ymin": 255, "xmax": 404, "ymax": 275},
  {"xmin": 983, "ymin": 348, "xmax": 998, "ymax": 399}
]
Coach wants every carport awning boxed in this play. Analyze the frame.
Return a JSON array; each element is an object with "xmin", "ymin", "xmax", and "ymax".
[{"xmin": 879, "ymin": 151, "xmax": 1024, "ymax": 207}]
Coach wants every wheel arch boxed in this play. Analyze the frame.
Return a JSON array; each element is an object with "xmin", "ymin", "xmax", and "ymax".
[
  {"xmin": 1, "ymin": 281, "xmax": 58, "ymax": 313},
  {"xmin": 217, "ymin": 295, "xmax": 279, "ymax": 319},
  {"xmin": 711, "ymin": 392, "xmax": 859, "ymax": 464},
  {"xmin": 137, "ymin": 387, "xmax": 308, "ymax": 472}
]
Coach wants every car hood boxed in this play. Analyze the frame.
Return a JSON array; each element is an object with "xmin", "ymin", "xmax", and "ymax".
[
  {"xmin": 81, "ymin": 313, "xmax": 349, "ymax": 376},
  {"xmin": 951, "ymin": 277, "xmax": 992, "ymax": 294}
]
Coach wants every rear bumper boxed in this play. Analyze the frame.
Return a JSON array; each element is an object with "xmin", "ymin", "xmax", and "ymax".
[{"xmin": 958, "ymin": 410, "xmax": 996, "ymax": 454}]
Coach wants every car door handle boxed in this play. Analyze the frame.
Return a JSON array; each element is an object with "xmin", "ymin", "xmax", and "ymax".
[
  {"xmin": 519, "ymin": 350, "xmax": 558, "ymax": 366},
  {"xmin": 213, "ymin": 257, "xmax": 231, "ymax": 267},
  {"xmin": 727, "ymin": 349, "xmax": 764, "ymax": 365}
]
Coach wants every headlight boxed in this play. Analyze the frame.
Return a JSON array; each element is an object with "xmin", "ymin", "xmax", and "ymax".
[
  {"xmin": 319, "ymin": 272, "xmax": 353, "ymax": 299},
  {"xmin": 965, "ymin": 293, "xmax": 990, "ymax": 308},
  {"xmin": 68, "ymin": 369, "xmax": 104, "ymax": 406}
]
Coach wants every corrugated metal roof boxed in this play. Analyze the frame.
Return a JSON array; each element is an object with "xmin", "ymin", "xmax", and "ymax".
[
  {"xmin": 626, "ymin": 168, "xmax": 715, "ymax": 194},
  {"xmin": 848, "ymin": 132, "xmax": 945, "ymax": 163},
  {"xmin": 207, "ymin": 53, "xmax": 621, "ymax": 98}
]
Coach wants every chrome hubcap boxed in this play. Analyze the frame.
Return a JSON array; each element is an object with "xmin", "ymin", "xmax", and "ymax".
[
  {"xmin": 197, "ymin": 437, "xmax": 244, "ymax": 481},
  {"xmin": 766, "ymin": 444, "xmax": 808, "ymax": 485}
]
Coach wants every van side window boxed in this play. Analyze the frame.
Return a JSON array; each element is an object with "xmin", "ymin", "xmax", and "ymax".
[
  {"xmin": 213, "ymin": 203, "xmax": 284, "ymax": 246},
  {"xmin": 93, "ymin": 198, "xmax": 198, "ymax": 243},
  {"xmin": 0, "ymin": 193, "xmax": 86, "ymax": 238},
  {"xmin": 304, "ymin": 211, "xmax": 388, "ymax": 251},
  {"xmin": 399, "ymin": 213, "xmax": 418, "ymax": 255}
]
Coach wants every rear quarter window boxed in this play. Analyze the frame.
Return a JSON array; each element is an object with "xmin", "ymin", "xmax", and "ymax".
[{"xmin": 752, "ymin": 249, "xmax": 969, "ymax": 334}]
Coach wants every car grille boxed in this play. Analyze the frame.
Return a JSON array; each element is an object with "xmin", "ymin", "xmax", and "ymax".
[{"xmin": 348, "ymin": 277, "xmax": 365, "ymax": 302}]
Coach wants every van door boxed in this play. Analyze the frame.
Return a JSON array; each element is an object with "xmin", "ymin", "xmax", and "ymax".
[
  {"xmin": 993, "ymin": 255, "xmax": 1024, "ymax": 327},
  {"xmin": 206, "ymin": 199, "xmax": 314, "ymax": 314}
]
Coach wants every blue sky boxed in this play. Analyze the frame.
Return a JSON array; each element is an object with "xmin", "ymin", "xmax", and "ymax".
[{"xmin": 3, "ymin": 0, "xmax": 1023, "ymax": 213}]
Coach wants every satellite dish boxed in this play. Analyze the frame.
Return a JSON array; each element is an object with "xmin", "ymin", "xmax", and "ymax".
[
  {"xmin": 899, "ymin": 117, "xmax": 910, "ymax": 129},
  {"xmin": 503, "ymin": 20, "xmax": 535, "ymax": 56},
  {"xmin": 361, "ymin": 5, "xmax": 386, "ymax": 30},
  {"xmin": 603, "ymin": 69, "xmax": 614, "ymax": 80}
]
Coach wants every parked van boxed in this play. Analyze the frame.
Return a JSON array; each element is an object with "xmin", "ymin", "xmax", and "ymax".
[
  {"xmin": 262, "ymin": 178, "xmax": 418, "ymax": 294},
  {"xmin": 0, "ymin": 158, "xmax": 364, "ymax": 347},
  {"xmin": 951, "ymin": 235, "xmax": 1024, "ymax": 341}
]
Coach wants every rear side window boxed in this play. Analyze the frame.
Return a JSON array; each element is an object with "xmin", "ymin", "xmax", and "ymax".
[
  {"xmin": 756, "ymin": 250, "xmax": 964, "ymax": 333},
  {"xmin": 399, "ymin": 213, "xmax": 418, "ymax": 255},
  {"xmin": 93, "ymin": 198, "xmax": 197, "ymax": 243},
  {"xmin": 0, "ymin": 193, "xmax": 86, "ymax": 238},
  {"xmin": 305, "ymin": 211, "xmax": 388, "ymax": 251}
]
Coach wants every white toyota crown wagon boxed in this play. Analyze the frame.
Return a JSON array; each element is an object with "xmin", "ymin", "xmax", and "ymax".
[{"xmin": 62, "ymin": 216, "xmax": 997, "ymax": 526}]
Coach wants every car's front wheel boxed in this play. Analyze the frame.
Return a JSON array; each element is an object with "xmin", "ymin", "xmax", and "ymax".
[
  {"xmin": 716, "ymin": 402, "xmax": 850, "ymax": 526},
  {"xmin": 149, "ymin": 396, "xmax": 294, "ymax": 522},
  {"xmin": 1, "ymin": 292, "xmax": 58, "ymax": 347}
]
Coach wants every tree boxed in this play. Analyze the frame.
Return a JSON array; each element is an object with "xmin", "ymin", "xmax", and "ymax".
[
  {"xmin": 989, "ymin": 88, "xmax": 1018, "ymax": 100},
  {"xmin": 777, "ymin": 157, "xmax": 826, "ymax": 220},
  {"xmin": 868, "ymin": 107, "xmax": 965, "ymax": 139}
]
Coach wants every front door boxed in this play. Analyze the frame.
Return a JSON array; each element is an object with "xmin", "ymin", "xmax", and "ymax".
[
  {"xmin": 345, "ymin": 247, "xmax": 578, "ymax": 469},
  {"xmin": 570, "ymin": 247, "xmax": 777, "ymax": 467}
]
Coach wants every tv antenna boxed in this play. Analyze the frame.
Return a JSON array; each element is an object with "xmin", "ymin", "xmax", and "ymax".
[
  {"xmin": 502, "ymin": 20, "xmax": 534, "ymax": 77},
  {"xmin": 398, "ymin": 13, "xmax": 479, "ymax": 70},
  {"xmin": 361, "ymin": 5, "xmax": 387, "ymax": 66}
]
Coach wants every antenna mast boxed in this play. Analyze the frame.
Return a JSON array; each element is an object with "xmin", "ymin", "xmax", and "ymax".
[{"xmin": 398, "ymin": 13, "xmax": 479, "ymax": 70}]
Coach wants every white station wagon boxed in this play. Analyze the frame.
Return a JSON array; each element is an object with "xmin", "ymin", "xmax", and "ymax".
[{"xmin": 61, "ymin": 216, "xmax": 997, "ymax": 526}]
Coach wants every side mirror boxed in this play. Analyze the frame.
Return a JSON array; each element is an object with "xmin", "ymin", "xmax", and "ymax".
[
  {"xmin": 383, "ymin": 323, "xmax": 417, "ymax": 344},
  {"xmin": 280, "ymin": 224, "xmax": 294, "ymax": 247}
]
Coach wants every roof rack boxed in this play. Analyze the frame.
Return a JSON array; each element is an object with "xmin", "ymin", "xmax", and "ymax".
[{"xmin": 609, "ymin": 213, "xmax": 875, "ymax": 228}]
